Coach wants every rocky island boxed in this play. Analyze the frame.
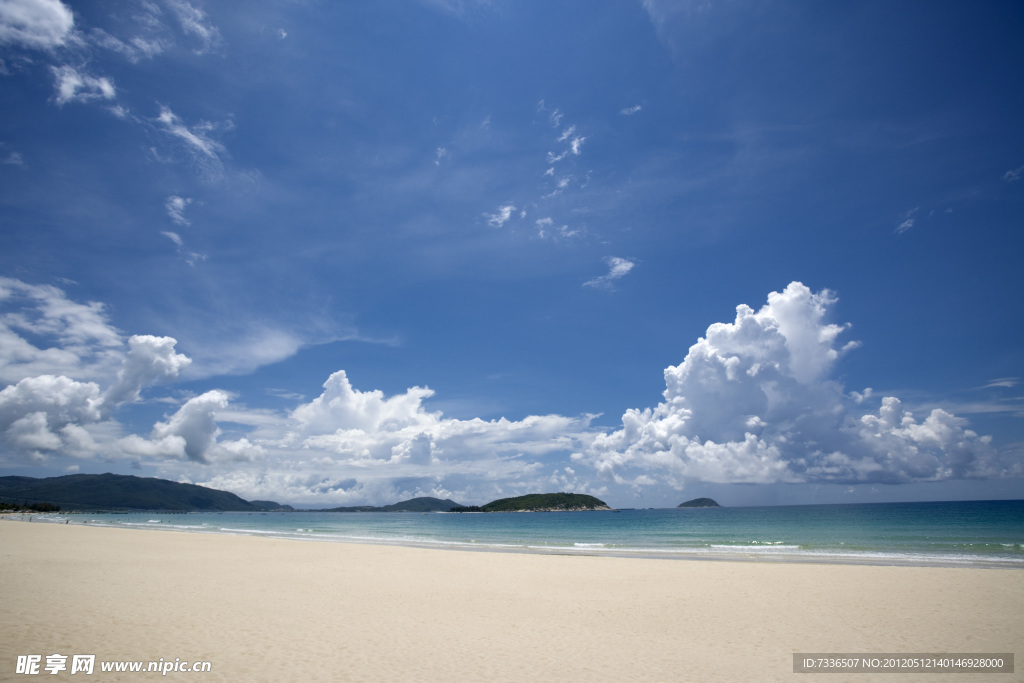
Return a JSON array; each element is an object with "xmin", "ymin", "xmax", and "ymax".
[
  {"xmin": 677, "ymin": 497, "xmax": 721, "ymax": 508},
  {"xmin": 451, "ymin": 492, "xmax": 612, "ymax": 512}
]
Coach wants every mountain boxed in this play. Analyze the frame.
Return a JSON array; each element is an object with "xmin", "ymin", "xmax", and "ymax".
[
  {"xmin": 450, "ymin": 492, "xmax": 612, "ymax": 512},
  {"xmin": 0, "ymin": 473, "xmax": 261, "ymax": 512},
  {"xmin": 323, "ymin": 496, "xmax": 462, "ymax": 513},
  {"xmin": 677, "ymin": 497, "xmax": 721, "ymax": 508}
]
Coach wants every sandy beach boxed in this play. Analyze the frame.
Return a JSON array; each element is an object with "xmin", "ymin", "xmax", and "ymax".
[{"xmin": 1, "ymin": 520, "xmax": 1021, "ymax": 682}]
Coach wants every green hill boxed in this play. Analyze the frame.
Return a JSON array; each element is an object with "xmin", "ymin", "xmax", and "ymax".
[
  {"xmin": 0, "ymin": 473, "xmax": 261, "ymax": 512},
  {"xmin": 677, "ymin": 497, "xmax": 721, "ymax": 508},
  {"xmin": 323, "ymin": 496, "xmax": 462, "ymax": 513},
  {"xmin": 475, "ymin": 492, "xmax": 612, "ymax": 512}
]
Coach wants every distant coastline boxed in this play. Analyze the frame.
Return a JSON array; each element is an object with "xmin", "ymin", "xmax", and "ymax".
[{"xmin": 450, "ymin": 492, "xmax": 612, "ymax": 513}]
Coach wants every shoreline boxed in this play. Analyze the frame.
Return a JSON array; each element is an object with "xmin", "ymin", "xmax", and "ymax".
[
  {"xmin": 3, "ymin": 513, "xmax": 1021, "ymax": 570},
  {"xmin": 3, "ymin": 521, "xmax": 1022, "ymax": 681}
]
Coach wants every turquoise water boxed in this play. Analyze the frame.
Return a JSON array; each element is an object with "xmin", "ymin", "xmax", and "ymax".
[{"xmin": 43, "ymin": 499, "xmax": 1024, "ymax": 567}]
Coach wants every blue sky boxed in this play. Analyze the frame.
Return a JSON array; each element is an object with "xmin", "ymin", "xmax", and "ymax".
[{"xmin": 1, "ymin": 0, "xmax": 1022, "ymax": 508}]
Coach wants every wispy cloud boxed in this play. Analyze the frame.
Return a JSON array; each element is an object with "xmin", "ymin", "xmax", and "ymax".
[
  {"xmin": 895, "ymin": 206, "xmax": 918, "ymax": 234},
  {"xmin": 1, "ymin": 149, "xmax": 24, "ymax": 166},
  {"xmin": 155, "ymin": 106, "xmax": 224, "ymax": 160},
  {"xmin": 165, "ymin": 195, "xmax": 192, "ymax": 225},
  {"xmin": 485, "ymin": 204, "xmax": 516, "ymax": 227},
  {"xmin": 160, "ymin": 230, "xmax": 184, "ymax": 247},
  {"xmin": 1004, "ymin": 165, "xmax": 1024, "ymax": 183},
  {"xmin": 164, "ymin": 0, "xmax": 221, "ymax": 54},
  {"xmin": 90, "ymin": 28, "xmax": 168, "ymax": 62},
  {"xmin": 160, "ymin": 230, "xmax": 205, "ymax": 266},
  {"xmin": 50, "ymin": 66, "xmax": 116, "ymax": 106},
  {"xmin": 417, "ymin": 0, "xmax": 494, "ymax": 20},
  {"xmin": 620, "ymin": 104, "xmax": 642, "ymax": 116},
  {"xmin": 583, "ymin": 257, "xmax": 635, "ymax": 289},
  {"xmin": 536, "ymin": 217, "xmax": 581, "ymax": 240}
]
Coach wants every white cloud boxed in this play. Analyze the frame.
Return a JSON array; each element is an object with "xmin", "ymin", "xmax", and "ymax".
[
  {"xmin": 434, "ymin": 146, "xmax": 449, "ymax": 166},
  {"xmin": 161, "ymin": 230, "xmax": 184, "ymax": 247},
  {"xmin": 286, "ymin": 370, "xmax": 594, "ymax": 470},
  {"xmin": 155, "ymin": 106, "xmax": 224, "ymax": 160},
  {"xmin": 1004, "ymin": 165, "xmax": 1024, "ymax": 182},
  {"xmin": 101, "ymin": 335, "xmax": 191, "ymax": 411},
  {"xmin": 0, "ymin": 0, "xmax": 74, "ymax": 49},
  {"xmin": 620, "ymin": 105, "xmax": 642, "ymax": 116},
  {"xmin": 0, "ymin": 277, "xmax": 123, "ymax": 384},
  {"xmin": 165, "ymin": 195, "xmax": 191, "ymax": 225},
  {"xmin": 570, "ymin": 135, "xmax": 586, "ymax": 156},
  {"xmin": 164, "ymin": 0, "xmax": 220, "ymax": 54},
  {"xmin": 0, "ymin": 279, "xmax": 1014, "ymax": 505},
  {"xmin": 0, "ymin": 375, "xmax": 103, "ymax": 434},
  {"xmin": 0, "ymin": 279, "xmax": 193, "ymax": 462},
  {"xmin": 896, "ymin": 206, "xmax": 918, "ymax": 234},
  {"xmin": 90, "ymin": 28, "xmax": 167, "ymax": 62},
  {"xmin": 583, "ymin": 257, "xmax": 635, "ymax": 289},
  {"xmin": 51, "ymin": 65, "xmax": 116, "ymax": 106},
  {"xmin": 150, "ymin": 390, "xmax": 228, "ymax": 463},
  {"xmin": 484, "ymin": 204, "xmax": 516, "ymax": 227},
  {"xmin": 574, "ymin": 282, "xmax": 1006, "ymax": 488}
]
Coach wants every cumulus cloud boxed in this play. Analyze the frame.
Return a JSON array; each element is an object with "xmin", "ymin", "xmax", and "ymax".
[
  {"xmin": 574, "ymin": 282, "xmax": 1006, "ymax": 488},
  {"xmin": 101, "ymin": 335, "xmax": 191, "ymax": 411},
  {"xmin": 289, "ymin": 370, "xmax": 591, "ymax": 466},
  {"xmin": 0, "ymin": 278, "xmax": 192, "ymax": 462},
  {"xmin": 0, "ymin": 0, "xmax": 74, "ymax": 49},
  {"xmin": 150, "ymin": 390, "xmax": 228, "ymax": 463},
  {"xmin": 583, "ymin": 257, "xmax": 635, "ymax": 289},
  {"xmin": 1, "ymin": 278, "xmax": 1013, "ymax": 506},
  {"xmin": 51, "ymin": 65, "xmax": 116, "ymax": 106}
]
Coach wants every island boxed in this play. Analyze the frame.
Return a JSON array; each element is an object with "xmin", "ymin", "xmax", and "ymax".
[
  {"xmin": 322, "ymin": 497, "xmax": 461, "ymax": 513},
  {"xmin": 451, "ymin": 492, "xmax": 612, "ymax": 512},
  {"xmin": 677, "ymin": 497, "xmax": 721, "ymax": 508}
]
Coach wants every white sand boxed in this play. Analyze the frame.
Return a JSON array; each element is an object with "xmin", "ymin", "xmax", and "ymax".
[{"xmin": 1, "ymin": 520, "xmax": 1021, "ymax": 681}]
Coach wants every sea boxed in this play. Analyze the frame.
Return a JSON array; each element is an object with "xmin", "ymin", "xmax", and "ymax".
[{"xmin": 29, "ymin": 499, "xmax": 1024, "ymax": 568}]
